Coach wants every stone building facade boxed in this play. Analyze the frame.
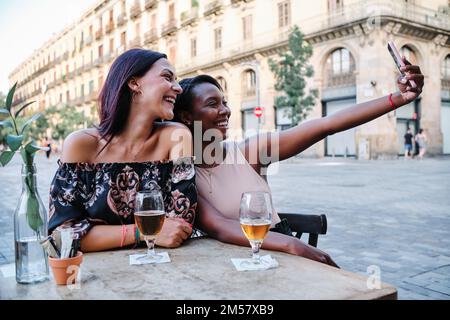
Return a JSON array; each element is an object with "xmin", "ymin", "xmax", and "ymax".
[{"xmin": 9, "ymin": 0, "xmax": 450, "ymax": 157}]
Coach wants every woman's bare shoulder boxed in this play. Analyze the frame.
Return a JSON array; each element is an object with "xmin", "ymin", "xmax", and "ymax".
[
  {"xmin": 154, "ymin": 122, "xmax": 193, "ymax": 158},
  {"xmin": 61, "ymin": 128, "xmax": 100, "ymax": 163},
  {"xmin": 155, "ymin": 121, "xmax": 192, "ymax": 140}
]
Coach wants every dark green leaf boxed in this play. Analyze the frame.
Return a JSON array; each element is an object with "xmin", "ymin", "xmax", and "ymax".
[
  {"xmin": 0, "ymin": 151, "xmax": 15, "ymax": 166},
  {"xmin": 26, "ymin": 194, "xmax": 43, "ymax": 232},
  {"xmin": 0, "ymin": 119, "xmax": 14, "ymax": 129},
  {"xmin": 0, "ymin": 108, "xmax": 10, "ymax": 120},
  {"xmin": 25, "ymin": 141, "xmax": 49, "ymax": 154},
  {"xmin": 14, "ymin": 101, "xmax": 35, "ymax": 118},
  {"xmin": 6, "ymin": 82, "xmax": 17, "ymax": 111},
  {"xmin": 20, "ymin": 113, "xmax": 43, "ymax": 134}
]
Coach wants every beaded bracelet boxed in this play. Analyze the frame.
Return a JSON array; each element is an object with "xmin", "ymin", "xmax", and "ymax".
[{"xmin": 134, "ymin": 225, "xmax": 140, "ymax": 248}]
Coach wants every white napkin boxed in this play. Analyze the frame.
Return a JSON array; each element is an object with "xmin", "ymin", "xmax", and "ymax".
[
  {"xmin": 231, "ymin": 255, "xmax": 279, "ymax": 271},
  {"xmin": 129, "ymin": 252, "xmax": 171, "ymax": 265}
]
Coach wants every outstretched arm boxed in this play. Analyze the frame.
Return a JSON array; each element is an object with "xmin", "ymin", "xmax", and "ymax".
[{"xmin": 245, "ymin": 60, "xmax": 424, "ymax": 168}]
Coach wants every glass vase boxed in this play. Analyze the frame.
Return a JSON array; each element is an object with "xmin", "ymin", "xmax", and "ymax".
[{"xmin": 14, "ymin": 164, "xmax": 49, "ymax": 284}]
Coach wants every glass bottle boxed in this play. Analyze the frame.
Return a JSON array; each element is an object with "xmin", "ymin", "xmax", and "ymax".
[{"xmin": 14, "ymin": 164, "xmax": 49, "ymax": 284}]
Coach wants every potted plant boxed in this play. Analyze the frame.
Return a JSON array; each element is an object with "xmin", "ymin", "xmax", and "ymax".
[{"xmin": 0, "ymin": 83, "xmax": 50, "ymax": 284}]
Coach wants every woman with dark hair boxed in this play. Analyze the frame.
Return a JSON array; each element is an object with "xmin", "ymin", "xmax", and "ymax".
[
  {"xmin": 173, "ymin": 59, "xmax": 424, "ymax": 267},
  {"xmin": 48, "ymin": 49, "xmax": 196, "ymax": 252}
]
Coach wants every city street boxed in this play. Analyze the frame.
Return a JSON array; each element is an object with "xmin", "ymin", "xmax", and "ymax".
[{"xmin": 1, "ymin": 153, "xmax": 449, "ymax": 300}]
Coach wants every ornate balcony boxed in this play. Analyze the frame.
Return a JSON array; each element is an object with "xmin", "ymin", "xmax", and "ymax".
[
  {"xmin": 144, "ymin": 29, "xmax": 158, "ymax": 44},
  {"xmin": 129, "ymin": 37, "xmax": 141, "ymax": 48},
  {"xmin": 204, "ymin": 0, "xmax": 223, "ymax": 17},
  {"xmin": 93, "ymin": 57, "xmax": 104, "ymax": 68},
  {"xmin": 85, "ymin": 35, "xmax": 93, "ymax": 46},
  {"xmin": 105, "ymin": 21, "xmax": 114, "ymax": 34},
  {"xmin": 95, "ymin": 28, "xmax": 103, "ymax": 40},
  {"xmin": 145, "ymin": 0, "xmax": 157, "ymax": 10},
  {"xmin": 117, "ymin": 13, "xmax": 127, "ymax": 27},
  {"xmin": 88, "ymin": 91, "xmax": 99, "ymax": 102},
  {"xmin": 161, "ymin": 20, "xmax": 177, "ymax": 37},
  {"xmin": 181, "ymin": 8, "xmax": 199, "ymax": 27}
]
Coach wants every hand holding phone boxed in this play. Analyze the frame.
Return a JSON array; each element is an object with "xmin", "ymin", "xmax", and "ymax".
[{"xmin": 387, "ymin": 41, "xmax": 417, "ymax": 89}]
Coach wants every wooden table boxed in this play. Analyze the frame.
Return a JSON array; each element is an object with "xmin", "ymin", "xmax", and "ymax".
[{"xmin": 0, "ymin": 238, "xmax": 396, "ymax": 300}]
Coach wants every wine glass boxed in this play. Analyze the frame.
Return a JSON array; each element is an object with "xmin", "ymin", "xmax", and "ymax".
[
  {"xmin": 239, "ymin": 191, "xmax": 273, "ymax": 267},
  {"xmin": 134, "ymin": 190, "xmax": 166, "ymax": 262}
]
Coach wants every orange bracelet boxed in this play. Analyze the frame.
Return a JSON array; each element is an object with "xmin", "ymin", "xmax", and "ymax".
[{"xmin": 120, "ymin": 224, "xmax": 127, "ymax": 247}]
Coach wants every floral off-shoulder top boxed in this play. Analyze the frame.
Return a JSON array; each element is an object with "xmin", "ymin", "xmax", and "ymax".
[{"xmin": 48, "ymin": 157, "xmax": 197, "ymax": 239}]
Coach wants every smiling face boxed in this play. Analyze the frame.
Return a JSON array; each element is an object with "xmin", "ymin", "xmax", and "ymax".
[
  {"xmin": 189, "ymin": 82, "xmax": 231, "ymax": 139},
  {"xmin": 133, "ymin": 58, "xmax": 182, "ymax": 120}
]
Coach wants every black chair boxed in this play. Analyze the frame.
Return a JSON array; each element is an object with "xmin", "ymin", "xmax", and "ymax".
[{"xmin": 277, "ymin": 213, "xmax": 327, "ymax": 248}]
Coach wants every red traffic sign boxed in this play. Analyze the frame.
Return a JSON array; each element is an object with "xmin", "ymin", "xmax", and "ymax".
[{"xmin": 254, "ymin": 106, "xmax": 263, "ymax": 118}]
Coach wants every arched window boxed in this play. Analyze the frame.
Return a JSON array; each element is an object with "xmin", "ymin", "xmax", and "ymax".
[
  {"xmin": 442, "ymin": 54, "xmax": 450, "ymax": 79},
  {"xmin": 242, "ymin": 69, "xmax": 256, "ymax": 97},
  {"xmin": 324, "ymin": 48, "xmax": 355, "ymax": 88},
  {"xmin": 400, "ymin": 45, "xmax": 417, "ymax": 65},
  {"xmin": 217, "ymin": 76, "xmax": 227, "ymax": 93}
]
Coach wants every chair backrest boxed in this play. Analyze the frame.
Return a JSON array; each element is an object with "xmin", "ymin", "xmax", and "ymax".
[{"xmin": 277, "ymin": 213, "xmax": 327, "ymax": 247}]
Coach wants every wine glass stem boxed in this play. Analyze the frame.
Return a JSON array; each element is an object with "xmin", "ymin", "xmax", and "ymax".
[
  {"xmin": 250, "ymin": 240, "xmax": 261, "ymax": 263},
  {"xmin": 144, "ymin": 236, "xmax": 156, "ymax": 256}
]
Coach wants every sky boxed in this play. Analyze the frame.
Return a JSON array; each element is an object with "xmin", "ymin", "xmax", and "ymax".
[{"xmin": 0, "ymin": 0, "xmax": 98, "ymax": 94}]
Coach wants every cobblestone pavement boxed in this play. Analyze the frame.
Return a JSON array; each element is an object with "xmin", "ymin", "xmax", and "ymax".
[
  {"xmin": 1, "ymin": 154, "xmax": 449, "ymax": 300},
  {"xmin": 268, "ymin": 156, "xmax": 450, "ymax": 300}
]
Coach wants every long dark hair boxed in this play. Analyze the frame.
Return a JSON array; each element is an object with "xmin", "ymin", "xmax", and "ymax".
[
  {"xmin": 173, "ymin": 75, "xmax": 223, "ymax": 123},
  {"xmin": 96, "ymin": 48, "xmax": 166, "ymax": 155}
]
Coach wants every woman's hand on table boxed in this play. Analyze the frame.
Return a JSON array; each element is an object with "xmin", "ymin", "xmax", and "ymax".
[
  {"xmin": 288, "ymin": 238, "xmax": 339, "ymax": 268},
  {"xmin": 154, "ymin": 218, "xmax": 192, "ymax": 248}
]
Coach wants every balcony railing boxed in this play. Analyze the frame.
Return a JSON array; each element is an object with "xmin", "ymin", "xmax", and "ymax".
[
  {"xmin": 93, "ymin": 57, "xmax": 104, "ymax": 67},
  {"xmin": 204, "ymin": 0, "xmax": 223, "ymax": 17},
  {"xmin": 88, "ymin": 91, "xmax": 99, "ymax": 101},
  {"xmin": 75, "ymin": 66, "xmax": 84, "ymax": 76},
  {"xmin": 325, "ymin": 72, "xmax": 356, "ymax": 88},
  {"xmin": 161, "ymin": 19, "xmax": 177, "ymax": 37},
  {"xmin": 105, "ymin": 21, "xmax": 114, "ymax": 34},
  {"xmin": 129, "ymin": 37, "xmax": 141, "ymax": 48},
  {"xmin": 144, "ymin": 29, "xmax": 158, "ymax": 44},
  {"xmin": 181, "ymin": 8, "xmax": 199, "ymax": 27},
  {"xmin": 231, "ymin": 0, "xmax": 253, "ymax": 4},
  {"xmin": 442, "ymin": 79, "xmax": 450, "ymax": 91},
  {"xmin": 75, "ymin": 96, "xmax": 86, "ymax": 106},
  {"xmin": 145, "ymin": 0, "xmax": 157, "ymax": 10},
  {"xmin": 130, "ymin": 2, "xmax": 142, "ymax": 19},
  {"xmin": 298, "ymin": 0, "xmax": 450, "ymax": 35},
  {"xmin": 104, "ymin": 52, "xmax": 115, "ymax": 62},
  {"xmin": 242, "ymin": 88, "xmax": 256, "ymax": 98},
  {"xmin": 117, "ymin": 13, "xmax": 127, "ymax": 27},
  {"xmin": 85, "ymin": 35, "xmax": 93, "ymax": 46}
]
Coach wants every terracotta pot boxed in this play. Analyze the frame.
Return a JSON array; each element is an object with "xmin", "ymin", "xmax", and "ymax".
[{"xmin": 48, "ymin": 252, "xmax": 83, "ymax": 285}]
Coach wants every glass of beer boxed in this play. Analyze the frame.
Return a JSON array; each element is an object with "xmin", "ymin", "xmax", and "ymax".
[
  {"xmin": 239, "ymin": 191, "xmax": 272, "ymax": 266},
  {"xmin": 134, "ymin": 190, "xmax": 166, "ymax": 262}
]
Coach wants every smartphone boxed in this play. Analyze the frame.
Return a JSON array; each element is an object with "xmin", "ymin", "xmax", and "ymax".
[{"xmin": 387, "ymin": 41, "xmax": 417, "ymax": 88}]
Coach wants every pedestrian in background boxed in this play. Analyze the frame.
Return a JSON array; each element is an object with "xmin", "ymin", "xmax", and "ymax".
[
  {"xmin": 404, "ymin": 127, "xmax": 414, "ymax": 159},
  {"xmin": 415, "ymin": 129, "xmax": 427, "ymax": 160}
]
